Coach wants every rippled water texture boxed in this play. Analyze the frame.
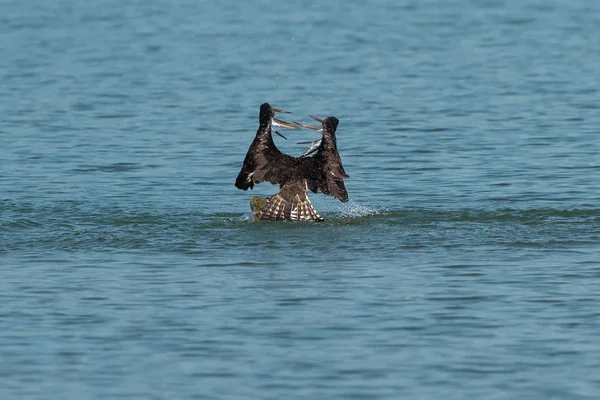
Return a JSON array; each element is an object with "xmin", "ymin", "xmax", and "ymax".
[{"xmin": 2, "ymin": 0, "xmax": 600, "ymax": 398}]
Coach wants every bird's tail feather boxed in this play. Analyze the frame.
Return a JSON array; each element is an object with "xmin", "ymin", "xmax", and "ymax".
[{"xmin": 257, "ymin": 192, "xmax": 324, "ymax": 222}]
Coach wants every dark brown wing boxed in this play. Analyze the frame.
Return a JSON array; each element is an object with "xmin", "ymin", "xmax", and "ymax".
[
  {"xmin": 235, "ymin": 127, "xmax": 296, "ymax": 190},
  {"xmin": 303, "ymin": 145, "xmax": 349, "ymax": 203}
]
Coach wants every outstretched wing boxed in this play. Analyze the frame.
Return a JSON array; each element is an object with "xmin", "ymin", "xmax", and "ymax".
[
  {"xmin": 304, "ymin": 148, "xmax": 349, "ymax": 203},
  {"xmin": 235, "ymin": 132, "xmax": 296, "ymax": 190}
]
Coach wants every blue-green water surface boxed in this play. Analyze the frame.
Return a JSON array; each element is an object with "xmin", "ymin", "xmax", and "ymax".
[{"xmin": 2, "ymin": 0, "xmax": 600, "ymax": 398}]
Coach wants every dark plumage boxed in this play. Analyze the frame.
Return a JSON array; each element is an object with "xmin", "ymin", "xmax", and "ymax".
[{"xmin": 235, "ymin": 103, "xmax": 349, "ymax": 221}]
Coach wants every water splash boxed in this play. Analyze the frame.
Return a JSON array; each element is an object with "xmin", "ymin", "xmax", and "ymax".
[
  {"xmin": 237, "ymin": 212, "xmax": 255, "ymax": 222},
  {"xmin": 336, "ymin": 201, "xmax": 387, "ymax": 218}
]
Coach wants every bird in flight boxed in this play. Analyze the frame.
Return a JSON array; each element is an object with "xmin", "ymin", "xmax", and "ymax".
[{"xmin": 235, "ymin": 103, "xmax": 349, "ymax": 221}]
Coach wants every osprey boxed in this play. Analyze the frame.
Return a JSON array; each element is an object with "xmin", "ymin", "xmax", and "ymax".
[{"xmin": 235, "ymin": 103, "xmax": 349, "ymax": 221}]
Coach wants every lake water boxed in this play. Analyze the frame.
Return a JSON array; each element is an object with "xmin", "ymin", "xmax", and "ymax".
[{"xmin": 2, "ymin": 0, "xmax": 600, "ymax": 398}]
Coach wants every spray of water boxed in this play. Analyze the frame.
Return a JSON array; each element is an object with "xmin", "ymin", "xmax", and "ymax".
[{"xmin": 336, "ymin": 201, "xmax": 387, "ymax": 218}]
